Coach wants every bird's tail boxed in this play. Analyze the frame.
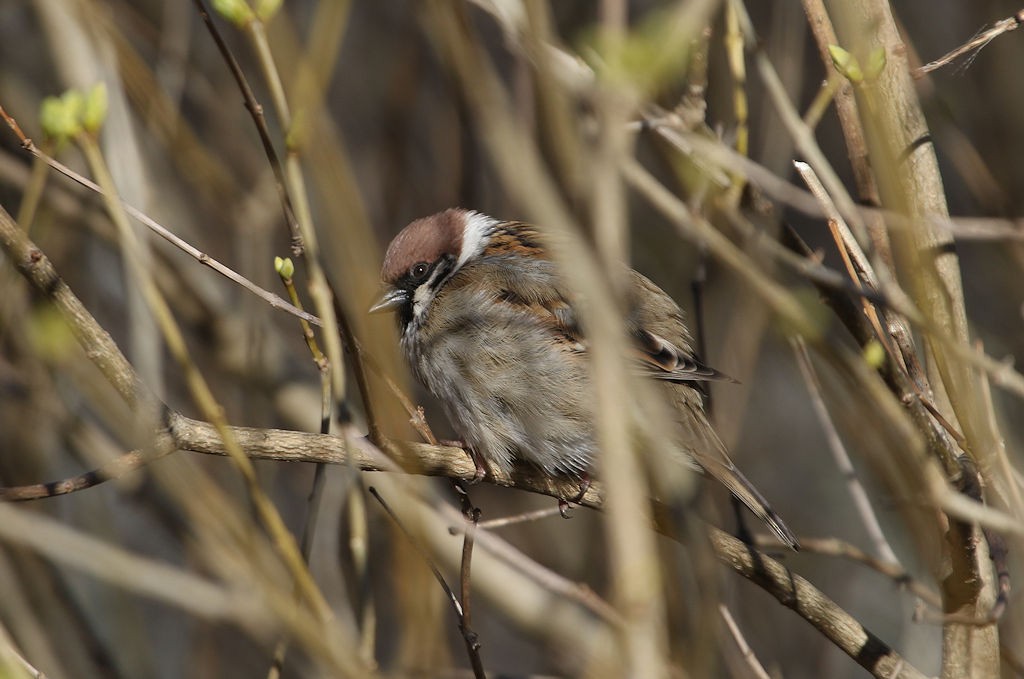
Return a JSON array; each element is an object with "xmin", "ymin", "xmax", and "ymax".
[
  {"xmin": 705, "ymin": 457, "xmax": 799, "ymax": 550},
  {"xmin": 667, "ymin": 396, "xmax": 799, "ymax": 550}
]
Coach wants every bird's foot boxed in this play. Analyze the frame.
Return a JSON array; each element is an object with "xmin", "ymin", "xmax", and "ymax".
[
  {"xmin": 443, "ymin": 439, "xmax": 487, "ymax": 484},
  {"xmin": 558, "ymin": 475, "xmax": 592, "ymax": 519}
]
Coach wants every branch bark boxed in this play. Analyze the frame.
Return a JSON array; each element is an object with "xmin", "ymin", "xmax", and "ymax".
[{"xmin": 819, "ymin": 3, "xmax": 999, "ymax": 676}]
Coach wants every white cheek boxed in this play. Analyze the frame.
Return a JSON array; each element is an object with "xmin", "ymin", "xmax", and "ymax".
[
  {"xmin": 412, "ymin": 284, "xmax": 432, "ymax": 320},
  {"xmin": 458, "ymin": 211, "xmax": 498, "ymax": 269}
]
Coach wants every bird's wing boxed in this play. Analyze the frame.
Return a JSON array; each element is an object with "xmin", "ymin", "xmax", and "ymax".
[
  {"xmin": 632, "ymin": 328, "xmax": 734, "ymax": 382},
  {"xmin": 625, "ymin": 270, "xmax": 735, "ymax": 383},
  {"xmin": 470, "ymin": 259, "xmax": 733, "ymax": 380},
  {"xmin": 459, "ymin": 255, "xmax": 587, "ymax": 352}
]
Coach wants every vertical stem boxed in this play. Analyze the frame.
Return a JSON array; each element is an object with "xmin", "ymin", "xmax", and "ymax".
[{"xmin": 820, "ymin": 2, "xmax": 999, "ymax": 677}]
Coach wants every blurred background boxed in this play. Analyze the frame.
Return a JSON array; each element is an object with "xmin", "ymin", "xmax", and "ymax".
[{"xmin": 0, "ymin": 0, "xmax": 1022, "ymax": 677}]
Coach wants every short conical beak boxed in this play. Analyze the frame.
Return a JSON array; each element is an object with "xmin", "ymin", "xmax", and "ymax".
[{"xmin": 369, "ymin": 287, "xmax": 409, "ymax": 314}]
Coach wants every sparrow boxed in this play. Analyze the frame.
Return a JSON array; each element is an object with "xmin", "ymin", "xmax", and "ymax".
[{"xmin": 371, "ymin": 208, "xmax": 798, "ymax": 549}]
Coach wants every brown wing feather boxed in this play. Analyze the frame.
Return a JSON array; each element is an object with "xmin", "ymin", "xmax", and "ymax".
[
  {"xmin": 633, "ymin": 328, "xmax": 736, "ymax": 382},
  {"xmin": 486, "ymin": 265, "xmax": 735, "ymax": 379},
  {"xmin": 625, "ymin": 271, "xmax": 735, "ymax": 383}
]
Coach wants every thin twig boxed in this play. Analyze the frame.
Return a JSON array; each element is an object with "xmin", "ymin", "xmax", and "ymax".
[
  {"xmin": 754, "ymin": 535, "xmax": 940, "ymax": 609},
  {"xmin": 915, "ymin": 10, "xmax": 1024, "ymax": 77},
  {"xmin": 221, "ymin": 0, "xmax": 350, "ymax": 441},
  {"xmin": 476, "ymin": 506, "xmax": 563, "ymax": 530},
  {"xmin": 791, "ymin": 338, "xmax": 901, "ymax": 566},
  {"xmin": 0, "ymin": 102, "xmax": 318, "ymax": 326},
  {"xmin": 369, "ymin": 488, "xmax": 486, "ymax": 679},
  {"xmin": 268, "ymin": 263, "xmax": 334, "ymax": 679},
  {"xmin": 458, "ymin": 507, "xmax": 485, "ymax": 679},
  {"xmin": 445, "ymin": 506, "xmax": 622, "ymax": 626},
  {"xmin": 189, "ymin": 0, "xmax": 303, "ymax": 253},
  {"xmin": 719, "ymin": 604, "xmax": 772, "ymax": 679},
  {"xmin": 0, "ymin": 446, "xmax": 169, "ymax": 501}
]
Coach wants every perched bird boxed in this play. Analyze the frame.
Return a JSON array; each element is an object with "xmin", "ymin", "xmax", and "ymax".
[{"xmin": 371, "ymin": 208, "xmax": 798, "ymax": 549}]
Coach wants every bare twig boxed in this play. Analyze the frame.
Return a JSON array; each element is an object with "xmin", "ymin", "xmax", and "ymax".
[
  {"xmin": 914, "ymin": 10, "xmax": 1024, "ymax": 77},
  {"xmin": 477, "ymin": 506, "xmax": 563, "ymax": 530},
  {"xmin": 711, "ymin": 529, "xmax": 927, "ymax": 679},
  {"xmin": 189, "ymin": 0, "xmax": 303, "ymax": 253},
  {"xmin": 0, "ymin": 102, "xmax": 319, "ymax": 326},
  {"xmin": 791, "ymin": 338, "xmax": 902, "ymax": 566},
  {"xmin": 369, "ymin": 488, "xmax": 486, "ymax": 679},
  {"xmin": 0, "ymin": 446, "xmax": 169, "ymax": 501},
  {"xmin": 754, "ymin": 535, "xmax": 940, "ymax": 609},
  {"xmin": 719, "ymin": 604, "xmax": 772, "ymax": 679},
  {"xmin": 268, "ymin": 262, "xmax": 334, "ymax": 679},
  {"xmin": 458, "ymin": 507, "xmax": 485, "ymax": 679}
]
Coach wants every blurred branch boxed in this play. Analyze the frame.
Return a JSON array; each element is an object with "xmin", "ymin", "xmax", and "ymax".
[
  {"xmin": 76, "ymin": 125, "xmax": 335, "ymax": 625},
  {"xmin": 189, "ymin": 0, "xmax": 302, "ymax": 253},
  {"xmin": 0, "ymin": 502, "xmax": 267, "ymax": 628},
  {"xmin": 0, "ymin": 103, "xmax": 319, "ymax": 325},
  {"xmin": 651, "ymin": 125, "xmax": 1024, "ymax": 242},
  {"xmin": 719, "ymin": 604, "xmax": 771, "ymax": 679},
  {"xmin": 791, "ymin": 338, "xmax": 901, "ymax": 565},
  {"xmin": 621, "ymin": 157, "xmax": 814, "ymax": 334},
  {"xmin": 196, "ymin": 0, "xmax": 350, "ymax": 428},
  {"xmin": 1, "ymin": 409, "xmax": 933, "ymax": 679}
]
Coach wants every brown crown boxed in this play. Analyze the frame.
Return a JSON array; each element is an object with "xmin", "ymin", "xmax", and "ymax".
[{"xmin": 380, "ymin": 208, "xmax": 468, "ymax": 284}]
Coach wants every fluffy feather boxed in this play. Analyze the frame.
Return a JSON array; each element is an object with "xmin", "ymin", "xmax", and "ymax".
[{"xmin": 374, "ymin": 209, "xmax": 798, "ymax": 549}]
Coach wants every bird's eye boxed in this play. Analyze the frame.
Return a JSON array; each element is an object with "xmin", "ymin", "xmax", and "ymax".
[{"xmin": 409, "ymin": 262, "xmax": 430, "ymax": 281}]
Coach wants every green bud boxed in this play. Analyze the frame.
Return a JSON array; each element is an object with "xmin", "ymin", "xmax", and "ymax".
[
  {"xmin": 28, "ymin": 305, "xmax": 76, "ymax": 363},
  {"xmin": 40, "ymin": 90, "xmax": 84, "ymax": 142},
  {"xmin": 864, "ymin": 46, "xmax": 887, "ymax": 81},
  {"xmin": 256, "ymin": 0, "xmax": 283, "ymax": 21},
  {"xmin": 828, "ymin": 44, "xmax": 863, "ymax": 83},
  {"xmin": 81, "ymin": 83, "xmax": 108, "ymax": 133},
  {"xmin": 863, "ymin": 338, "xmax": 886, "ymax": 369},
  {"xmin": 275, "ymin": 256, "xmax": 294, "ymax": 279},
  {"xmin": 212, "ymin": 0, "xmax": 254, "ymax": 26}
]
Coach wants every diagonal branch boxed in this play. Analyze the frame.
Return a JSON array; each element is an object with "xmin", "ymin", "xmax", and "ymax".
[{"xmin": 0, "ymin": 408, "xmax": 929, "ymax": 679}]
